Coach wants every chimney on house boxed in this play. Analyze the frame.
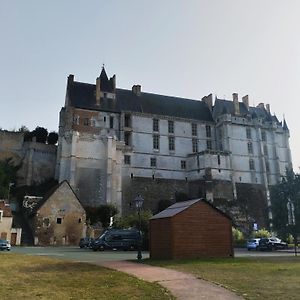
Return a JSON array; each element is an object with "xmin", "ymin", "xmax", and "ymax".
[
  {"xmin": 68, "ymin": 74, "xmax": 74, "ymax": 85},
  {"xmin": 242, "ymin": 95, "xmax": 249, "ymax": 110},
  {"xmin": 112, "ymin": 75, "xmax": 116, "ymax": 92},
  {"xmin": 132, "ymin": 85, "xmax": 141, "ymax": 96},
  {"xmin": 266, "ymin": 103, "xmax": 270, "ymax": 114},
  {"xmin": 96, "ymin": 77, "xmax": 101, "ymax": 105},
  {"xmin": 232, "ymin": 93, "xmax": 239, "ymax": 115},
  {"xmin": 202, "ymin": 94, "xmax": 213, "ymax": 111}
]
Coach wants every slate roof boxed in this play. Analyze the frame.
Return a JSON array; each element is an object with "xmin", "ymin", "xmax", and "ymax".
[
  {"xmin": 67, "ymin": 81, "xmax": 214, "ymax": 122},
  {"xmin": 150, "ymin": 198, "xmax": 231, "ymax": 220}
]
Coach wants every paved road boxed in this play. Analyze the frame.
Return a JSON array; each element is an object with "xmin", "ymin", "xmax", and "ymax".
[{"xmin": 9, "ymin": 246, "xmax": 297, "ymax": 263}]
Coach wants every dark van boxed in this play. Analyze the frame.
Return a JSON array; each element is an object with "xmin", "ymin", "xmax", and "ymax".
[{"xmin": 91, "ymin": 229, "xmax": 141, "ymax": 251}]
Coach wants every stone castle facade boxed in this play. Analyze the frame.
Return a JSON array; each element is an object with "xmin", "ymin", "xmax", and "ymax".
[{"xmin": 55, "ymin": 67, "xmax": 292, "ymax": 226}]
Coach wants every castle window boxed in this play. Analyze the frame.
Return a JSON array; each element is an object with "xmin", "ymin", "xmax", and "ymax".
[
  {"xmin": 153, "ymin": 135, "xmax": 160, "ymax": 150},
  {"xmin": 249, "ymin": 159, "xmax": 255, "ymax": 170},
  {"xmin": 192, "ymin": 138, "xmax": 198, "ymax": 153},
  {"xmin": 124, "ymin": 132, "xmax": 131, "ymax": 146},
  {"xmin": 110, "ymin": 116, "xmax": 114, "ymax": 129},
  {"xmin": 78, "ymin": 218, "xmax": 82, "ymax": 223},
  {"xmin": 124, "ymin": 155, "xmax": 131, "ymax": 165},
  {"xmin": 191, "ymin": 123, "xmax": 197, "ymax": 136},
  {"xmin": 246, "ymin": 128, "xmax": 251, "ymax": 139},
  {"xmin": 206, "ymin": 125, "xmax": 211, "ymax": 137},
  {"xmin": 150, "ymin": 157, "xmax": 156, "ymax": 167},
  {"xmin": 266, "ymin": 161, "xmax": 270, "ymax": 172},
  {"xmin": 181, "ymin": 160, "xmax": 186, "ymax": 169},
  {"xmin": 169, "ymin": 136, "xmax": 175, "ymax": 151},
  {"xmin": 261, "ymin": 130, "xmax": 266, "ymax": 141},
  {"xmin": 247, "ymin": 142, "xmax": 253, "ymax": 154},
  {"xmin": 168, "ymin": 120, "xmax": 174, "ymax": 134},
  {"xmin": 207, "ymin": 140, "xmax": 212, "ymax": 150},
  {"xmin": 153, "ymin": 118, "xmax": 159, "ymax": 132},
  {"xmin": 264, "ymin": 145, "xmax": 268, "ymax": 156},
  {"xmin": 43, "ymin": 218, "xmax": 50, "ymax": 227},
  {"xmin": 56, "ymin": 218, "xmax": 62, "ymax": 224},
  {"xmin": 83, "ymin": 118, "xmax": 89, "ymax": 126},
  {"xmin": 217, "ymin": 155, "xmax": 221, "ymax": 165},
  {"xmin": 125, "ymin": 114, "xmax": 131, "ymax": 127}
]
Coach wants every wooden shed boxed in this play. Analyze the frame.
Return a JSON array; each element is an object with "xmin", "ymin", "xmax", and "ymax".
[{"xmin": 149, "ymin": 199, "xmax": 233, "ymax": 259}]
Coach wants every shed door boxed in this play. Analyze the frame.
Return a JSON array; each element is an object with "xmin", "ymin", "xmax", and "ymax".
[{"xmin": 11, "ymin": 233, "xmax": 17, "ymax": 245}]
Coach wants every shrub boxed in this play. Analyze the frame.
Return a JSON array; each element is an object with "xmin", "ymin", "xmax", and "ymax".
[
  {"xmin": 251, "ymin": 228, "xmax": 271, "ymax": 239},
  {"xmin": 232, "ymin": 227, "xmax": 245, "ymax": 246}
]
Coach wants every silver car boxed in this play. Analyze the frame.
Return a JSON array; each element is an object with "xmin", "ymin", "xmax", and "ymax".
[{"xmin": 0, "ymin": 239, "xmax": 11, "ymax": 251}]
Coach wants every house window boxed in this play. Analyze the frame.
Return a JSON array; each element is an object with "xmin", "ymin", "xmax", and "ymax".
[
  {"xmin": 247, "ymin": 142, "xmax": 253, "ymax": 154},
  {"xmin": 191, "ymin": 123, "xmax": 197, "ymax": 136},
  {"xmin": 192, "ymin": 138, "xmax": 198, "ymax": 153},
  {"xmin": 249, "ymin": 159, "xmax": 255, "ymax": 170},
  {"xmin": 153, "ymin": 118, "xmax": 159, "ymax": 132},
  {"xmin": 264, "ymin": 145, "xmax": 268, "ymax": 156},
  {"xmin": 43, "ymin": 218, "xmax": 50, "ymax": 227},
  {"xmin": 246, "ymin": 128, "xmax": 251, "ymax": 139},
  {"xmin": 153, "ymin": 135, "xmax": 160, "ymax": 150},
  {"xmin": 207, "ymin": 140, "xmax": 212, "ymax": 150},
  {"xmin": 83, "ymin": 118, "xmax": 89, "ymax": 126},
  {"xmin": 90, "ymin": 118, "xmax": 96, "ymax": 127},
  {"xmin": 150, "ymin": 157, "xmax": 156, "ymax": 167},
  {"xmin": 181, "ymin": 160, "xmax": 186, "ymax": 169},
  {"xmin": 124, "ymin": 155, "xmax": 131, "ymax": 165},
  {"xmin": 73, "ymin": 115, "xmax": 80, "ymax": 125},
  {"xmin": 206, "ymin": 125, "xmax": 211, "ymax": 138},
  {"xmin": 169, "ymin": 136, "xmax": 175, "ymax": 151},
  {"xmin": 261, "ymin": 131, "xmax": 266, "ymax": 141},
  {"xmin": 124, "ymin": 132, "xmax": 131, "ymax": 146},
  {"xmin": 168, "ymin": 120, "xmax": 174, "ymax": 134},
  {"xmin": 56, "ymin": 218, "xmax": 62, "ymax": 224},
  {"xmin": 124, "ymin": 114, "xmax": 131, "ymax": 127},
  {"xmin": 0, "ymin": 210, "xmax": 3, "ymax": 222},
  {"xmin": 110, "ymin": 116, "xmax": 114, "ymax": 129},
  {"xmin": 78, "ymin": 218, "xmax": 82, "ymax": 223}
]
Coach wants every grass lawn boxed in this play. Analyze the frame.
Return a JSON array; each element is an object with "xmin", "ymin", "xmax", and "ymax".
[
  {"xmin": 0, "ymin": 253, "xmax": 174, "ymax": 300},
  {"xmin": 147, "ymin": 256, "xmax": 300, "ymax": 300}
]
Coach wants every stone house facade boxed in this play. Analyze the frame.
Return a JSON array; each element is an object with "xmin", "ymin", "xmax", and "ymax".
[
  {"xmin": 0, "ymin": 200, "xmax": 22, "ymax": 245},
  {"xmin": 28, "ymin": 181, "xmax": 86, "ymax": 246},
  {"xmin": 55, "ymin": 67, "xmax": 292, "ymax": 229}
]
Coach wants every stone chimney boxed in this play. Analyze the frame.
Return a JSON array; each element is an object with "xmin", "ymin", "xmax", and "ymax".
[
  {"xmin": 266, "ymin": 103, "xmax": 270, "ymax": 114},
  {"xmin": 132, "ymin": 85, "xmax": 141, "ymax": 96},
  {"xmin": 202, "ymin": 94, "xmax": 213, "ymax": 111},
  {"xmin": 68, "ymin": 74, "xmax": 74, "ymax": 86},
  {"xmin": 242, "ymin": 95, "xmax": 249, "ymax": 110},
  {"xmin": 96, "ymin": 77, "xmax": 101, "ymax": 105},
  {"xmin": 112, "ymin": 75, "xmax": 116, "ymax": 92},
  {"xmin": 232, "ymin": 93, "xmax": 239, "ymax": 115}
]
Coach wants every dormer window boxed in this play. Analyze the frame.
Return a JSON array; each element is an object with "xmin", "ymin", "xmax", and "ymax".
[{"xmin": 83, "ymin": 118, "xmax": 89, "ymax": 126}]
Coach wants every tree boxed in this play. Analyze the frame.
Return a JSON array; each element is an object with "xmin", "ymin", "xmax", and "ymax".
[
  {"xmin": 271, "ymin": 170, "xmax": 300, "ymax": 240},
  {"xmin": 33, "ymin": 127, "xmax": 48, "ymax": 143},
  {"xmin": 47, "ymin": 132, "xmax": 58, "ymax": 145},
  {"xmin": 85, "ymin": 204, "xmax": 118, "ymax": 228},
  {"xmin": 0, "ymin": 158, "xmax": 21, "ymax": 199}
]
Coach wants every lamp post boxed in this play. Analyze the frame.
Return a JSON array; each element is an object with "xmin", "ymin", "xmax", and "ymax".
[
  {"xmin": 134, "ymin": 194, "xmax": 144, "ymax": 261},
  {"xmin": 8, "ymin": 182, "xmax": 14, "ymax": 203}
]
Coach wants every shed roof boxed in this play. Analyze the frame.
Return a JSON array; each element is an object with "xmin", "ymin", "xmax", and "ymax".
[{"xmin": 150, "ymin": 198, "xmax": 231, "ymax": 220}]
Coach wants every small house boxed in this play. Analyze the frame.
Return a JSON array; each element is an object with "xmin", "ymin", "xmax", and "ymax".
[
  {"xmin": 150, "ymin": 199, "xmax": 233, "ymax": 259},
  {"xmin": 30, "ymin": 181, "xmax": 86, "ymax": 246}
]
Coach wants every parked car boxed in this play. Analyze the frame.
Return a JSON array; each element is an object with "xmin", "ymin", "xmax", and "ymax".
[
  {"xmin": 247, "ymin": 238, "xmax": 260, "ymax": 251},
  {"xmin": 91, "ymin": 229, "xmax": 141, "ymax": 251},
  {"xmin": 79, "ymin": 237, "xmax": 94, "ymax": 249},
  {"xmin": 257, "ymin": 237, "xmax": 288, "ymax": 251},
  {"xmin": 0, "ymin": 239, "xmax": 11, "ymax": 251}
]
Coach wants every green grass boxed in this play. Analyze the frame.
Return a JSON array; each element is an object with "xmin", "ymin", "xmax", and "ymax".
[
  {"xmin": 147, "ymin": 257, "xmax": 300, "ymax": 300},
  {"xmin": 0, "ymin": 253, "xmax": 174, "ymax": 300}
]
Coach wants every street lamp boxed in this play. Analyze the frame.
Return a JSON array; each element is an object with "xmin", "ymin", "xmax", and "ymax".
[{"xmin": 134, "ymin": 194, "xmax": 144, "ymax": 261}]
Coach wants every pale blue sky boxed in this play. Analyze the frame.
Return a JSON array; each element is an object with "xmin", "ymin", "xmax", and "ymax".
[{"xmin": 1, "ymin": 0, "xmax": 300, "ymax": 169}]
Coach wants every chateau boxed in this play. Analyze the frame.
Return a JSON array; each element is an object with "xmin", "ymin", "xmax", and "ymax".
[{"xmin": 55, "ymin": 67, "xmax": 292, "ymax": 225}]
